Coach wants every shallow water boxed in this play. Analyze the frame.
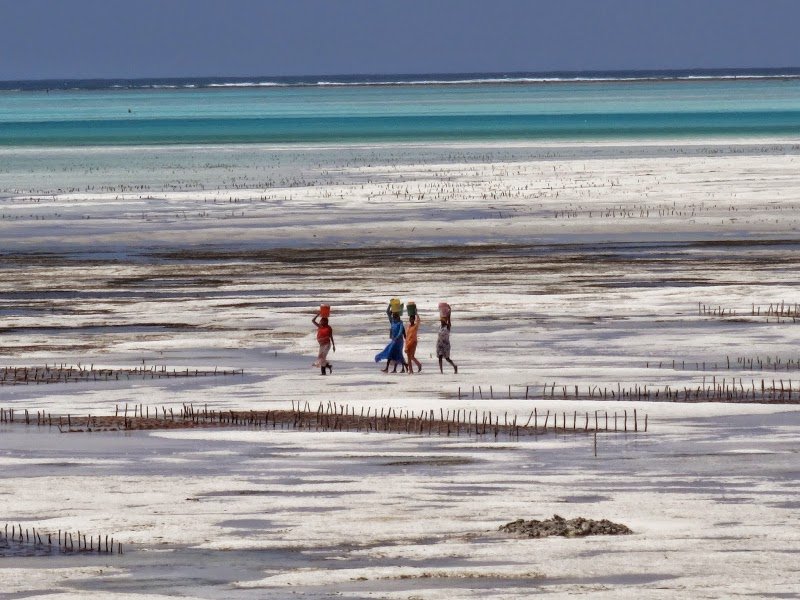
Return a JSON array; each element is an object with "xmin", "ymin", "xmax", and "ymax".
[{"xmin": 3, "ymin": 78, "xmax": 800, "ymax": 146}]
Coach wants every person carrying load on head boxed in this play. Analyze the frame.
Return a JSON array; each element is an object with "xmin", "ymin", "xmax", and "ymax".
[
  {"xmin": 404, "ymin": 301, "xmax": 422, "ymax": 374},
  {"xmin": 385, "ymin": 297, "xmax": 403, "ymax": 332},
  {"xmin": 313, "ymin": 304, "xmax": 335, "ymax": 375},
  {"xmin": 437, "ymin": 302, "xmax": 457, "ymax": 374},
  {"xmin": 376, "ymin": 299, "xmax": 407, "ymax": 373}
]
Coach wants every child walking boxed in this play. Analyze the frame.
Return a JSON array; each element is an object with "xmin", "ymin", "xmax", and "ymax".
[{"xmin": 312, "ymin": 312, "xmax": 335, "ymax": 375}]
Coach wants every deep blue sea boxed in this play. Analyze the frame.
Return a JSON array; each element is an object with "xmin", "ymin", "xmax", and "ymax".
[{"xmin": 2, "ymin": 70, "xmax": 800, "ymax": 146}]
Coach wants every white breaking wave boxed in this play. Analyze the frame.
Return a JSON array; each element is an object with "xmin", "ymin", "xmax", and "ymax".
[
  {"xmin": 314, "ymin": 74, "xmax": 800, "ymax": 86},
  {"xmin": 206, "ymin": 82, "xmax": 289, "ymax": 88}
]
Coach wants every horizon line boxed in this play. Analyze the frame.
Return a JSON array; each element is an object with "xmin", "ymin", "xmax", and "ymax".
[{"xmin": 3, "ymin": 66, "xmax": 800, "ymax": 85}]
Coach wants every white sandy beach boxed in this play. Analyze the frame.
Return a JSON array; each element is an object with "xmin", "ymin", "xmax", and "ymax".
[
  {"xmin": 1, "ymin": 138, "xmax": 800, "ymax": 598},
  {"xmin": 2, "ymin": 140, "xmax": 800, "ymax": 252}
]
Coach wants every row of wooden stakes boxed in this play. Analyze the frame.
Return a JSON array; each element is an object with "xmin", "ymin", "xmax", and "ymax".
[
  {"xmin": 646, "ymin": 356, "xmax": 800, "ymax": 373},
  {"xmin": 1, "ymin": 523, "xmax": 121, "ymax": 555},
  {"xmin": 0, "ymin": 364, "xmax": 243, "ymax": 386},
  {"xmin": 1, "ymin": 402, "xmax": 649, "ymax": 437},
  {"xmin": 456, "ymin": 379, "xmax": 800, "ymax": 403},
  {"xmin": 699, "ymin": 301, "xmax": 800, "ymax": 321}
]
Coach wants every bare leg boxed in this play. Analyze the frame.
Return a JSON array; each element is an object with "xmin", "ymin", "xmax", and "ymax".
[
  {"xmin": 406, "ymin": 350, "xmax": 421, "ymax": 373},
  {"xmin": 381, "ymin": 360, "xmax": 390, "ymax": 372},
  {"xmin": 445, "ymin": 358, "xmax": 457, "ymax": 373},
  {"xmin": 438, "ymin": 356, "xmax": 444, "ymax": 374}
]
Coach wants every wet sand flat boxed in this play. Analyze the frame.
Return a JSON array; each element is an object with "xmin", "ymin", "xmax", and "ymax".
[{"xmin": 1, "ymin": 138, "xmax": 800, "ymax": 598}]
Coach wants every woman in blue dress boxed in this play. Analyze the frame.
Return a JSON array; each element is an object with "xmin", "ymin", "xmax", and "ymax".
[{"xmin": 375, "ymin": 311, "xmax": 407, "ymax": 373}]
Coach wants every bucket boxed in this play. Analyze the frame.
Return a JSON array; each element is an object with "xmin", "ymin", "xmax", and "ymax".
[
  {"xmin": 438, "ymin": 302, "xmax": 451, "ymax": 319},
  {"xmin": 407, "ymin": 302, "xmax": 417, "ymax": 317},
  {"xmin": 389, "ymin": 298, "xmax": 403, "ymax": 315},
  {"xmin": 319, "ymin": 304, "xmax": 331, "ymax": 318}
]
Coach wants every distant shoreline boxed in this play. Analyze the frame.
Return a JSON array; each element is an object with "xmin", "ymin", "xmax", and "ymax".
[{"xmin": 3, "ymin": 67, "xmax": 800, "ymax": 91}]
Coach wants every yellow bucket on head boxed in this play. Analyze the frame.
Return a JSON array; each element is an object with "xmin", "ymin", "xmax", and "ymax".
[{"xmin": 389, "ymin": 298, "xmax": 403, "ymax": 314}]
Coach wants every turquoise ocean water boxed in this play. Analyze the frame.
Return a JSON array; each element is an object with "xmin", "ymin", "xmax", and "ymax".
[{"xmin": 2, "ymin": 71, "xmax": 800, "ymax": 146}]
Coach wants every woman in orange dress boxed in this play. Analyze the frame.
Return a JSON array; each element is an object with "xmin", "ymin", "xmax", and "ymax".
[{"xmin": 404, "ymin": 313, "xmax": 422, "ymax": 374}]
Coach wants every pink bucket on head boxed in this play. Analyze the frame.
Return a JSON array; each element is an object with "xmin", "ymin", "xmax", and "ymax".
[
  {"xmin": 319, "ymin": 304, "xmax": 331, "ymax": 318},
  {"xmin": 438, "ymin": 302, "xmax": 451, "ymax": 318}
]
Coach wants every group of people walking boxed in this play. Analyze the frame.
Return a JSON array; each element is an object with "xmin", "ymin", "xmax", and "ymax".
[{"xmin": 311, "ymin": 300, "xmax": 457, "ymax": 376}]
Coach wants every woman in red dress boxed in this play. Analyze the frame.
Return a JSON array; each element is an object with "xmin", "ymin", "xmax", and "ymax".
[{"xmin": 312, "ymin": 313, "xmax": 335, "ymax": 375}]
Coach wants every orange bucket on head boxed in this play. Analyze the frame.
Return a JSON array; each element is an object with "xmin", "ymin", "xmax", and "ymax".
[{"xmin": 319, "ymin": 304, "xmax": 331, "ymax": 318}]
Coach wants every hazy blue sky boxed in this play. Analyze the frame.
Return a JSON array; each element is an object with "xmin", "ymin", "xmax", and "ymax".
[{"xmin": 1, "ymin": 0, "xmax": 799, "ymax": 80}]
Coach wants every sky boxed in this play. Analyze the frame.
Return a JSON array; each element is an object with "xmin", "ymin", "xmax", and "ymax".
[{"xmin": 1, "ymin": 0, "xmax": 800, "ymax": 80}]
